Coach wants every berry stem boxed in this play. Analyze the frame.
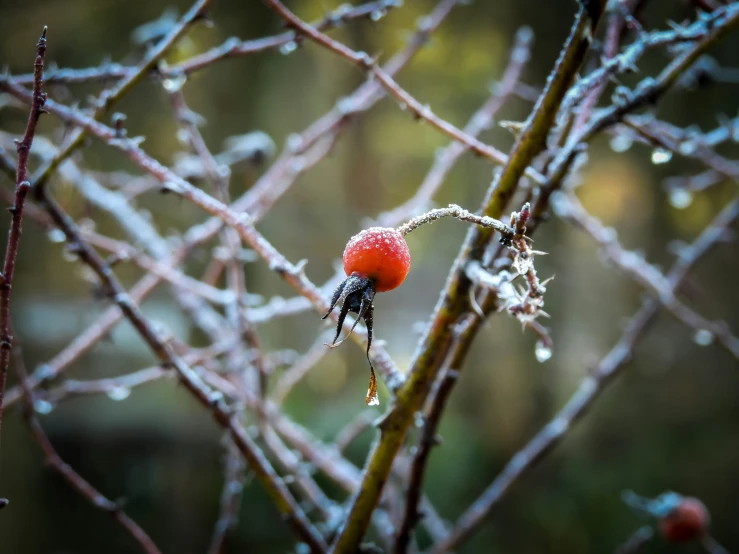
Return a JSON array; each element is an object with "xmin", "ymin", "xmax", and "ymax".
[{"xmin": 397, "ymin": 204, "xmax": 514, "ymax": 240}]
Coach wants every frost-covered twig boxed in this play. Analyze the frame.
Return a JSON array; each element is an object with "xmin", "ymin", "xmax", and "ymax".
[
  {"xmin": 26, "ymin": 0, "xmax": 214, "ymax": 194},
  {"xmin": 9, "ymin": 131, "xmax": 329, "ymax": 552},
  {"xmin": 7, "ymin": 0, "xmax": 402, "ymax": 86},
  {"xmin": 562, "ymin": 5, "xmax": 718, "ymax": 128},
  {"xmin": 623, "ymin": 116, "xmax": 739, "ymax": 181},
  {"xmin": 379, "ymin": 25, "xmax": 535, "ymax": 226},
  {"xmin": 207, "ymin": 439, "xmax": 246, "ymax": 554},
  {"xmin": 397, "ymin": 204, "xmax": 513, "ymax": 238},
  {"xmin": 271, "ymin": 332, "xmax": 331, "ymax": 406},
  {"xmin": 3, "ymin": 0, "xmax": 459, "ymax": 412},
  {"xmin": 547, "ymin": 3, "xmax": 739, "ymax": 186},
  {"xmin": 1, "ymin": 81, "xmax": 404, "ymax": 393},
  {"xmin": 552, "ymin": 192, "xmax": 739, "ymax": 360},
  {"xmin": 263, "ymin": 0, "xmax": 549, "ymax": 186}
]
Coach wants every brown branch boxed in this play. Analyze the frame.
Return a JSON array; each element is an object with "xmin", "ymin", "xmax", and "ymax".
[
  {"xmin": 263, "ymin": 0, "xmax": 549, "ymax": 186},
  {"xmin": 0, "ymin": 26, "xmax": 46, "ymax": 441},
  {"xmin": 12, "ymin": 343, "xmax": 163, "ymax": 554},
  {"xmin": 239, "ymin": 0, "xmax": 463, "ymax": 222},
  {"xmin": 23, "ymin": 161, "xmax": 329, "ymax": 550},
  {"xmin": 546, "ymin": 4, "xmax": 739, "ymax": 190},
  {"xmin": 570, "ymin": 0, "xmax": 641, "ymax": 133},
  {"xmin": 2, "ymin": 0, "xmax": 458, "ymax": 412},
  {"xmin": 7, "ymin": 0, "xmax": 401, "ymax": 86},
  {"xmin": 392, "ymin": 367, "xmax": 458, "ymax": 554},
  {"xmin": 378, "ymin": 25, "xmax": 535, "ymax": 226},
  {"xmin": 0, "ymin": 82, "xmax": 405, "ymax": 395},
  {"xmin": 552, "ymin": 192, "xmax": 739, "ymax": 359},
  {"xmin": 29, "ymin": 0, "xmax": 213, "ymax": 194}
]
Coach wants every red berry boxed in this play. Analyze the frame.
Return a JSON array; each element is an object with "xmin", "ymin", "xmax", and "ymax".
[
  {"xmin": 342, "ymin": 227, "xmax": 411, "ymax": 292},
  {"xmin": 659, "ymin": 498, "xmax": 709, "ymax": 543}
]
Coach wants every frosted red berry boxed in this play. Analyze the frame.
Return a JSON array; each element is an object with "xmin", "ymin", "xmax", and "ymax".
[
  {"xmin": 343, "ymin": 227, "xmax": 411, "ymax": 292},
  {"xmin": 659, "ymin": 497, "xmax": 709, "ymax": 543},
  {"xmin": 322, "ymin": 226, "xmax": 411, "ymax": 405}
]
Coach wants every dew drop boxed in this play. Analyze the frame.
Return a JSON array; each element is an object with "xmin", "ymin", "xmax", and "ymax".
[
  {"xmin": 678, "ymin": 141, "xmax": 696, "ymax": 155},
  {"xmin": 35, "ymin": 364, "xmax": 55, "ymax": 382},
  {"xmin": 279, "ymin": 40, "xmax": 297, "ymax": 55},
  {"xmin": 336, "ymin": 97, "xmax": 355, "ymax": 115},
  {"xmin": 176, "ymin": 128, "xmax": 190, "ymax": 145},
  {"xmin": 668, "ymin": 188, "xmax": 693, "ymax": 209},
  {"xmin": 286, "ymin": 133, "xmax": 303, "ymax": 153},
  {"xmin": 33, "ymin": 398, "xmax": 55, "ymax": 414},
  {"xmin": 162, "ymin": 73, "xmax": 186, "ymax": 93},
  {"xmin": 535, "ymin": 340, "xmax": 552, "ymax": 363},
  {"xmin": 106, "ymin": 386, "xmax": 132, "ymax": 401},
  {"xmin": 693, "ymin": 329, "xmax": 714, "ymax": 346},
  {"xmin": 370, "ymin": 9, "xmax": 386, "ymax": 21},
  {"xmin": 609, "ymin": 135, "xmax": 633, "ymax": 153},
  {"xmin": 62, "ymin": 247, "xmax": 79, "ymax": 262},
  {"xmin": 226, "ymin": 481, "xmax": 243, "ymax": 495},
  {"xmin": 651, "ymin": 147, "xmax": 672, "ymax": 165},
  {"xmin": 47, "ymin": 228, "xmax": 66, "ymax": 243}
]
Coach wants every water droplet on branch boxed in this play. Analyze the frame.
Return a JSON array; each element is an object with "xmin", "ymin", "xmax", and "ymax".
[
  {"xmin": 609, "ymin": 135, "xmax": 633, "ymax": 153},
  {"xmin": 47, "ymin": 229, "xmax": 66, "ymax": 243},
  {"xmin": 651, "ymin": 148, "xmax": 672, "ymax": 165},
  {"xmin": 33, "ymin": 398, "xmax": 55, "ymax": 414},
  {"xmin": 668, "ymin": 189, "xmax": 693, "ymax": 209},
  {"xmin": 106, "ymin": 386, "xmax": 132, "ymax": 401},
  {"xmin": 535, "ymin": 340, "xmax": 552, "ymax": 363},
  {"xmin": 279, "ymin": 41, "xmax": 298, "ymax": 55},
  {"xmin": 693, "ymin": 329, "xmax": 713, "ymax": 346},
  {"xmin": 162, "ymin": 73, "xmax": 186, "ymax": 92}
]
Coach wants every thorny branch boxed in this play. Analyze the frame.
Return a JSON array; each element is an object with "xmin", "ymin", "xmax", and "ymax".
[
  {"xmin": 0, "ymin": 27, "xmax": 47, "ymax": 443},
  {"xmin": 431, "ymin": 198, "xmax": 739, "ymax": 554}
]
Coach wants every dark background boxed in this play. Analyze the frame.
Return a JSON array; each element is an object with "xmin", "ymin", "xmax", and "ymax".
[{"xmin": 0, "ymin": 0, "xmax": 738, "ymax": 552}]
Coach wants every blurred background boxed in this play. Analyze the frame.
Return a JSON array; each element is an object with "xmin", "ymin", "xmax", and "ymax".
[{"xmin": 0, "ymin": 0, "xmax": 738, "ymax": 552}]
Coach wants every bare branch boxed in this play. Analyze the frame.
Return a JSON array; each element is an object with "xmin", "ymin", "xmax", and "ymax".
[
  {"xmin": 0, "ymin": 26, "xmax": 47, "ymax": 441},
  {"xmin": 12, "ymin": 343, "xmax": 162, "ymax": 554}
]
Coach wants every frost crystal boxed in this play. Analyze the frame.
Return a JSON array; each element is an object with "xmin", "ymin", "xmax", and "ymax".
[{"xmin": 512, "ymin": 252, "xmax": 534, "ymax": 275}]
